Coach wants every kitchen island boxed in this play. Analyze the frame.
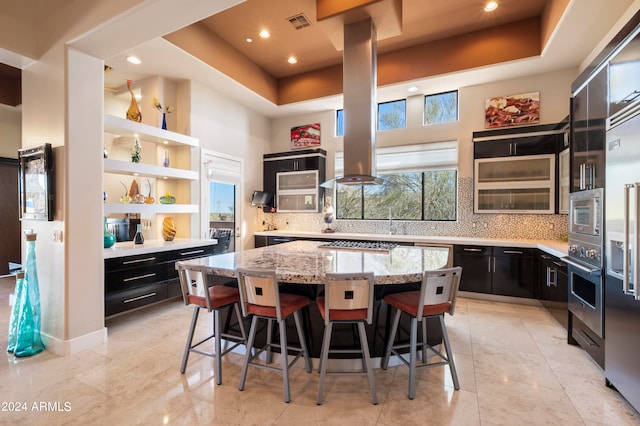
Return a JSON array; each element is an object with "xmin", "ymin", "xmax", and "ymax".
[{"xmin": 176, "ymin": 240, "xmax": 452, "ymax": 359}]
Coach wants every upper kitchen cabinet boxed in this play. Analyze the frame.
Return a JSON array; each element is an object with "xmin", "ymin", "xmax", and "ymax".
[
  {"xmin": 609, "ymin": 26, "xmax": 640, "ymax": 120},
  {"xmin": 263, "ymin": 148, "xmax": 326, "ymax": 212},
  {"xmin": 103, "ymin": 114, "xmax": 199, "ymax": 237},
  {"xmin": 472, "ymin": 123, "xmax": 567, "ymax": 214},
  {"xmin": 570, "ymin": 65, "xmax": 607, "ymax": 192}
]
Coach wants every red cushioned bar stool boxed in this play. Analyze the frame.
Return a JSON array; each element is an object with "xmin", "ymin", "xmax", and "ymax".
[
  {"xmin": 177, "ymin": 264, "xmax": 247, "ymax": 385},
  {"xmin": 382, "ymin": 266, "xmax": 463, "ymax": 399},
  {"xmin": 236, "ymin": 268, "xmax": 312, "ymax": 403},
  {"xmin": 316, "ymin": 272, "xmax": 378, "ymax": 405}
]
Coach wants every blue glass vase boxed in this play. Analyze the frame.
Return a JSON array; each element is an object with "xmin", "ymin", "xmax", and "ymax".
[
  {"xmin": 15, "ymin": 233, "xmax": 44, "ymax": 357},
  {"xmin": 7, "ymin": 271, "xmax": 26, "ymax": 353}
]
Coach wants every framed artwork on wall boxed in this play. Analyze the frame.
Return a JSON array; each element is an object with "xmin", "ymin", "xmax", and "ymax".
[
  {"xmin": 485, "ymin": 92, "xmax": 540, "ymax": 128},
  {"xmin": 291, "ymin": 123, "xmax": 320, "ymax": 149},
  {"xmin": 18, "ymin": 143, "xmax": 54, "ymax": 221}
]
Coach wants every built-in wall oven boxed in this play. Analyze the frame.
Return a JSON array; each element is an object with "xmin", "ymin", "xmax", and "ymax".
[{"xmin": 565, "ymin": 188, "xmax": 605, "ymax": 366}]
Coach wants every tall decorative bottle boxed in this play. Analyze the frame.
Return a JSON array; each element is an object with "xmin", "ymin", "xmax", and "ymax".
[
  {"xmin": 15, "ymin": 233, "xmax": 44, "ymax": 357},
  {"xmin": 126, "ymin": 79, "xmax": 142, "ymax": 122},
  {"xmin": 7, "ymin": 270, "xmax": 26, "ymax": 353}
]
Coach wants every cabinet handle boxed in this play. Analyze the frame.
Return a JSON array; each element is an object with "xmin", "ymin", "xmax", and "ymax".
[
  {"xmin": 179, "ymin": 249, "xmax": 205, "ymax": 256},
  {"xmin": 488, "ymin": 257, "xmax": 492, "ymax": 273},
  {"xmin": 503, "ymin": 250, "xmax": 523, "ymax": 255},
  {"xmin": 124, "ymin": 292, "xmax": 157, "ymax": 304},
  {"xmin": 546, "ymin": 266, "xmax": 551, "ymax": 287},
  {"xmin": 123, "ymin": 273, "xmax": 156, "ymax": 282},
  {"xmin": 463, "ymin": 248, "xmax": 482, "ymax": 252},
  {"xmin": 540, "ymin": 254, "xmax": 552, "ymax": 260},
  {"xmin": 549, "ymin": 267, "xmax": 557, "ymax": 287},
  {"xmin": 617, "ymin": 90, "xmax": 640, "ymax": 104},
  {"xmin": 552, "ymin": 261, "xmax": 565, "ymax": 268},
  {"xmin": 122, "ymin": 257, "xmax": 156, "ymax": 265},
  {"xmin": 272, "ymin": 238, "xmax": 291, "ymax": 242},
  {"xmin": 580, "ymin": 163, "xmax": 585, "ymax": 190},
  {"xmin": 493, "ymin": 257, "xmax": 496, "ymax": 273}
]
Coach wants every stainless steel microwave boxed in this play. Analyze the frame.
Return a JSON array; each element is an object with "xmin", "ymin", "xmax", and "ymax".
[{"xmin": 569, "ymin": 188, "xmax": 603, "ymax": 238}]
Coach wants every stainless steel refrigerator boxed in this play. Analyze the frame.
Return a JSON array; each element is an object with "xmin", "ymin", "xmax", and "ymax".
[{"xmin": 605, "ymin": 101, "xmax": 640, "ymax": 412}]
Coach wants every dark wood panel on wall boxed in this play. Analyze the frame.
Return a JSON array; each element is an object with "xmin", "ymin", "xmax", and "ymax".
[{"xmin": 0, "ymin": 158, "xmax": 20, "ymax": 275}]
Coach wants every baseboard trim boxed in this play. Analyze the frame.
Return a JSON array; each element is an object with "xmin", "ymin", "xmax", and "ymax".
[{"xmin": 41, "ymin": 327, "xmax": 108, "ymax": 356}]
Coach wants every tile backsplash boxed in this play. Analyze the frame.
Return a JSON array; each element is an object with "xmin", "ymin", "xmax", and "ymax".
[{"xmin": 261, "ymin": 177, "xmax": 568, "ymax": 240}]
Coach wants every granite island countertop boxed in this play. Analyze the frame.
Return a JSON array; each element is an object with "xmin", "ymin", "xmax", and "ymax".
[
  {"xmin": 254, "ymin": 230, "xmax": 568, "ymax": 259},
  {"xmin": 176, "ymin": 240, "xmax": 450, "ymax": 285}
]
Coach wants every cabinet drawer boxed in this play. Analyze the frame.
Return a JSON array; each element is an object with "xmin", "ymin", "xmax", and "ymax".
[
  {"xmin": 105, "ymin": 283, "xmax": 168, "ymax": 317},
  {"xmin": 105, "ymin": 252, "xmax": 167, "ymax": 271},
  {"xmin": 166, "ymin": 245, "xmax": 215, "ymax": 261},
  {"xmin": 105, "ymin": 264, "xmax": 166, "ymax": 293},
  {"xmin": 493, "ymin": 247, "xmax": 534, "ymax": 257},
  {"xmin": 454, "ymin": 245, "xmax": 492, "ymax": 256}
]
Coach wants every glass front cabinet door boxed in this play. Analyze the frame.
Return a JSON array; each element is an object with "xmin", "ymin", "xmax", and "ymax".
[
  {"xmin": 474, "ymin": 154, "xmax": 555, "ymax": 213},
  {"xmin": 276, "ymin": 170, "xmax": 320, "ymax": 212}
]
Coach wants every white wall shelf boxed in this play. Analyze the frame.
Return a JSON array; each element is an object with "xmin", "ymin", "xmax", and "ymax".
[
  {"xmin": 104, "ymin": 158, "xmax": 198, "ymax": 180},
  {"xmin": 104, "ymin": 114, "xmax": 198, "ymax": 147},
  {"xmin": 104, "ymin": 203, "xmax": 199, "ymax": 215}
]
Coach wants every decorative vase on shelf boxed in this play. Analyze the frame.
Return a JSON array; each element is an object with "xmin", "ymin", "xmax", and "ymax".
[
  {"xmin": 134, "ymin": 224, "xmax": 144, "ymax": 245},
  {"xmin": 7, "ymin": 271, "xmax": 26, "ymax": 353},
  {"xmin": 104, "ymin": 217, "xmax": 116, "ymax": 248},
  {"xmin": 14, "ymin": 233, "xmax": 45, "ymax": 357},
  {"xmin": 125, "ymin": 79, "xmax": 142, "ymax": 123},
  {"xmin": 163, "ymin": 148, "xmax": 170, "ymax": 168},
  {"xmin": 162, "ymin": 113, "xmax": 167, "ymax": 130},
  {"xmin": 131, "ymin": 137, "xmax": 141, "ymax": 163},
  {"xmin": 162, "ymin": 217, "xmax": 176, "ymax": 241}
]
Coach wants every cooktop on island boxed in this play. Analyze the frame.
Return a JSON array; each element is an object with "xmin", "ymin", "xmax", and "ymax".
[{"xmin": 318, "ymin": 240, "xmax": 398, "ymax": 251}]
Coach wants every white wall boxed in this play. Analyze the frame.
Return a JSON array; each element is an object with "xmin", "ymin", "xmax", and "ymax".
[{"xmin": 189, "ymin": 80, "xmax": 271, "ymax": 250}]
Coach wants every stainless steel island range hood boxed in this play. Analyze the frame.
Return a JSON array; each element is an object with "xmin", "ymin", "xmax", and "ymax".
[{"xmin": 336, "ymin": 17, "xmax": 381, "ymax": 185}]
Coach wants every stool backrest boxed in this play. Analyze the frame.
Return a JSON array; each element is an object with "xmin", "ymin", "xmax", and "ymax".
[
  {"xmin": 324, "ymin": 272, "xmax": 375, "ymax": 325},
  {"xmin": 236, "ymin": 268, "xmax": 282, "ymax": 320},
  {"xmin": 176, "ymin": 263, "xmax": 213, "ymax": 311},
  {"xmin": 417, "ymin": 266, "xmax": 463, "ymax": 320}
]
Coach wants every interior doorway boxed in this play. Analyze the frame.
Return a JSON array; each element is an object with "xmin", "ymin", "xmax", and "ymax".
[
  {"xmin": 0, "ymin": 158, "xmax": 20, "ymax": 276},
  {"xmin": 201, "ymin": 150, "xmax": 243, "ymax": 253}
]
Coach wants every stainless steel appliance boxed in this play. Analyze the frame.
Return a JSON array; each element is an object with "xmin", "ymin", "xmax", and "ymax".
[
  {"xmin": 566, "ymin": 189, "xmax": 605, "ymax": 337},
  {"xmin": 605, "ymin": 100, "xmax": 640, "ymax": 412}
]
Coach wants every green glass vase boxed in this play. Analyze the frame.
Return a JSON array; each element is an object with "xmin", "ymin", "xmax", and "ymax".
[
  {"xmin": 15, "ymin": 233, "xmax": 44, "ymax": 357},
  {"xmin": 7, "ymin": 271, "xmax": 26, "ymax": 353}
]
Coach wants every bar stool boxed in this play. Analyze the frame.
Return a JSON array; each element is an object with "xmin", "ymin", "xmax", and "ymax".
[
  {"xmin": 177, "ymin": 264, "xmax": 247, "ymax": 385},
  {"xmin": 316, "ymin": 272, "xmax": 378, "ymax": 405},
  {"xmin": 382, "ymin": 266, "xmax": 463, "ymax": 399},
  {"xmin": 236, "ymin": 268, "xmax": 312, "ymax": 403}
]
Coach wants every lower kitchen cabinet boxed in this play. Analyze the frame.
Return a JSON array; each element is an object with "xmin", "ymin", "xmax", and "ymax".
[
  {"xmin": 537, "ymin": 250, "xmax": 568, "ymax": 329},
  {"xmin": 104, "ymin": 244, "xmax": 215, "ymax": 317},
  {"xmin": 453, "ymin": 245, "xmax": 536, "ymax": 298}
]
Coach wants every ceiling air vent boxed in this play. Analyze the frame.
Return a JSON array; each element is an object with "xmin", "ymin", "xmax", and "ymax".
[{"xmin": 287, "ymin": 13, "xmax": 311, "ymax": 30}]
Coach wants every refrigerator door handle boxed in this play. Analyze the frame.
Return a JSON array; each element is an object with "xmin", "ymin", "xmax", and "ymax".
[
  {"xmin": 635, "ymin": 183, "xmax": 640, "ymax": 299},
  {"xmin": 624, "ymin": 184, "xmax": 632, "ymax": 294}
]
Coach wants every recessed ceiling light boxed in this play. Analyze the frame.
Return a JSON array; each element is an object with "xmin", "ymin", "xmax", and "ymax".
[
  {"xmin": 484, "ymin": 1, "xmax": 498, "ymax": 12},
  {"xmin": 126, "ymin": 56, "xmax": 141, "ymax": 65},
  {"xmin": 288, "ymin": 56, "xmax": 298, "ymax": 64},
  {"xmin": 246, "ymin": 37, "xmax": 253, "ymax": 43},
  {"xmin": 408, "ymin": 86, "xmax": 418, "ymax": 92},
  {"xmin": 259, "ymin": 29, "xmax": 270, "ymax": 39}
]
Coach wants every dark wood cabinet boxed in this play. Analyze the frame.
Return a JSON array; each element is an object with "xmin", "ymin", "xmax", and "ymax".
[
  {"xmin": 263, "ymin": 149, "xmax": 326, "ymax": 212},
  {"xmin": 453, "ymin": 245, "xmax": 492, "ymax": 294},
  {"xmin": 453, "ymin": 245, "xmax": 535, "ymax": 298},
  {"xmin": 570, "ymin": 66, "xmax": 607, "ymax": 192},
  {"xmin": 537, "ymin": 250, "xmax": 568, "ymax": 330},
  {"xmin": 104, "ymin": 244, "xmax": 215, "ymax": 317}
]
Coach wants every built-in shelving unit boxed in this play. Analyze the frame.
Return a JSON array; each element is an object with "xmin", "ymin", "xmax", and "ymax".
[{"xmin": 103, "ymin": 114, "xmax": 200, "ymax": 238}]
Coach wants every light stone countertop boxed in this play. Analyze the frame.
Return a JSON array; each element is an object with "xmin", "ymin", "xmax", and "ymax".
[
  {"xmin": 176, "ymin": 240, "xmax": 451, "ymax": 285},
  {"xmin": 254, "ymin": 230, "xmax": 569, "ymax": 259},
  {"xmin": 103, "ymin": 238, "xmax": 217, "ymax": 259}
]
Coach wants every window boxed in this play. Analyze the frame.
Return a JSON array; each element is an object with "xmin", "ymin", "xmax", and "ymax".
[
  {"xmin": 424, "ymin": 90, "xmax": 458, "ymax": 125},
  {"xmin": 335, "ymin": 142, "xmax": 458, "ymax": 221},
  {"xmin": 378, "ymin": 100, "xmax": 406, "ymax": 130},
  {"xmin": 336, "ymin": 109, "xmax": 344, "ymax": 136}
]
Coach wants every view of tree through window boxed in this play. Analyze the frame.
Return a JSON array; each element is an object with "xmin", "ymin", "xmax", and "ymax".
[
  {"xmin": 378, "ymin": 100, "xmax": 406, "ymax": 130},
  {"xmin": 336, "ymin": 170, "xmax": 457, "ymax": 221},
  {"xmin": 424, "ymin": 91, "xmax": 458, "ymax": 125}
]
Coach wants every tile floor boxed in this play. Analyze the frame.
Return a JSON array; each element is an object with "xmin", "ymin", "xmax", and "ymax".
[{"xmin": 1, "ymin": 277, "xmax": 640, "ymax": 425}]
